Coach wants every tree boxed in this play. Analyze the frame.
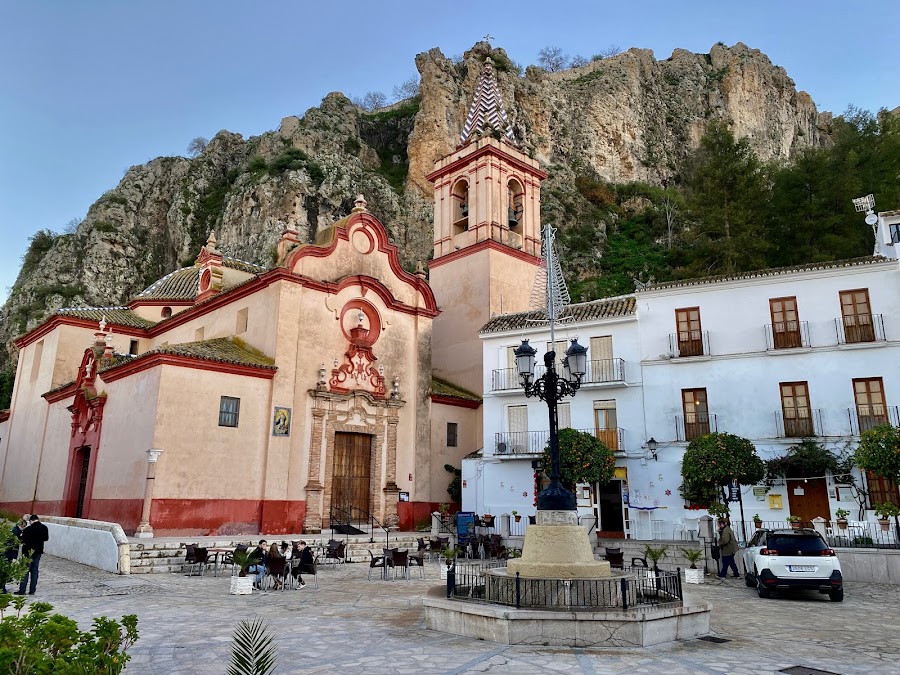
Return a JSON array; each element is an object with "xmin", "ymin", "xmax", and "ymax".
[
  {"xmin": 570, "ymin": 54, "xmax": 589, "ymax": 68},
  {"xmin": 187, "ymin": 137, "xmax": 208, "ymax": 158},
  {"xmin": 392, "ymin": 76, "xmax": 420, "ymax": 101},
  {"xmin": 855, "ymin": 425, "xmax": 900, "ymax": 483},
  {"xmin": 677, "ymin": 121, "xmax": 768, "ymax": 277},
  {"xmin": 354, "ymin": 91, "xmax": 387, "ymax": 111},
  {"xmin": 0, "ymin": 365, "xmax": 15, "ymax": 409},
  {"xmin": 592, "ymin": 45, "xmax": 623, "ymax": 60},
  {"xmin": 537, "ymin": 46, "xmax": 569, "ymax": 72},
  {"xmin": 679, "ymin": 432, "xmax": 766, "ymax": 511},
  {"xmin": 766, "ymin": 439, "xmax": 839, "ymax": 480},
  {"xmin": 542, "ymin": 428, "xmax": 615, "ymax": 491}
]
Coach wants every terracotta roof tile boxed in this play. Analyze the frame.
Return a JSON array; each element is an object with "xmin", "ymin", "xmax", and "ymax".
[
  {"xmin": 55, "ymin": 307, "xmax": 155, "ymax": 329},
  {"xmin": 641, "ymin": 256, "xmax": 892, "ymax": 291},
  {"xmin": 431, "ymin": 377, "xmax": 482, "ymax": 403},
  {"xmin": 118, "ymin": 337, "xmax": 277, "ymax": 371},
  {"xmin": 133, "ymin": 257, "xmax": 266, "ymax": 301},
  {"xmin": 479, "ymin": 296, "xmax": 636, "ymax": 334}
]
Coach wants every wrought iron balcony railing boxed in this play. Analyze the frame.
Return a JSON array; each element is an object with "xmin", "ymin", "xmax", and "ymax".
[
  {"xmin": 494, "ymin": 427, "xmax": 624, "ymax": 456},
  {"xmin": 774, "ymin": 409, "xmax": 823, "ymax": 437},
  {"xmin": 765, "ymin": 321, "xmax": 810, "ymax": 350},
  {"xmin": 848, "ymin": 405, "xmax": 900, "ymax": 435},
  {"xmin": 668, "ymin": 330, "xmax": 710, "ymax": 358},
  {"xmin": 490, "ymin": 358, "xmax": 625, "ymax": 392},
  {"xmin": 675, "ymin": 413, "xmax": 717, "ymax": 442},
  {"xmin": 835, "ymin": 314, "xmax": 886, "ymax": 345}
]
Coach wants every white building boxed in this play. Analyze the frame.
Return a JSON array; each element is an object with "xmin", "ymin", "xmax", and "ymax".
[{"xmin": 466, "ymin": 216, "xmax": 900, "ymax": 543}]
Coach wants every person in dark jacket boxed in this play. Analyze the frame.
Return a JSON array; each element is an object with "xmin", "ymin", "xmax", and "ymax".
[
  {"xmin": 716, "ymin": 518, "xmax": 740, "ymax": 578},
  {"xmin": 247, "ymin": 540, "xmax": 267, "ymax": 589},
  {"xmin": 16, "ymin": 515, "xmax": 49, "ymax": 595},
  {"xmin": 1, "ymin": 515, "xmax": 28, "ymax": 594},
  {"xmin": 293, "ymin": 541, "xmax": 314, "ymax": 589}
]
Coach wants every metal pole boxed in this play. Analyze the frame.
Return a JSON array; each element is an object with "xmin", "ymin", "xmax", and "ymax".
[
  {"xmin": 515, "ymin": 572, "xmax": 521, "ymax": 609},
  {"xmin": 620, "ymin": 577, "xmax": 628, "ymax": 611},
  {"xmin": 737, "ymin": 482, "xmax": 747, "ymax": 542}
]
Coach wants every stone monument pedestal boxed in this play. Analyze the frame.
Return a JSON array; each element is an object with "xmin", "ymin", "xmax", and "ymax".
[{"xmin": 506, "ymin": 510, "xmax": 611, "ymax": 579}]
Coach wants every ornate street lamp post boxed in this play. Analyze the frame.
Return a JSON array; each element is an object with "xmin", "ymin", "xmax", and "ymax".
[{"xmin": 514, "ymin": 337, "xmax": 588, "ymax": 511}]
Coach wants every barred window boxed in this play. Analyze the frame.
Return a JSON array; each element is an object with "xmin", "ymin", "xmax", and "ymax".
[
  {"xmin": 219, "ymin": 396, "xmax": 240, "ymax": 428},
  {"xmin": 447, "ymin": 422, "xmax": 458, "ymax": 447},
  {"xmin": 867, "ymin": 470, "xmax": 900, "ymax": 508}
]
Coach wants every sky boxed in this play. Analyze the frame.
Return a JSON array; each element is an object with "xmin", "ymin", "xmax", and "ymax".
[{"xmin": 1, "ymin": 0, "xmax": 898, "ymax": 304}]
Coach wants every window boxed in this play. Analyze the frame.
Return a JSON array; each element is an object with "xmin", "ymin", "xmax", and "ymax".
[
  {"xmin": 218, "ymin": 396, "xmax": 240, "ymax": 427},
  {"xmin": 853, "ymin": 377, "xmax": 887, "ymax": 432},
  {"xmin": 236, "ymin": 308, "xmax": 248, "ymax": 335},
  {"xmin": 507, "ymin": 179, "xmax": 524, "ymax": 229},
  {"xmin": 770, "ymin": 297, "xmax": 801, "ymax": 349},
  {"xmin": 889, "ymin": 222, "xmax": 900, "ymax": 244},
  {"xmin": 31, "ymin": 340, "xmax": 44, "ymax": 382},
  {"xmin": 866, "ymin": 470, "xmax": 900, "ymax": 508},
  {"xmin": 452, "ymin": 179, "xmax": 469, "ymax": 233},
  {"xmin": 129, "ymin": 340, "xmax": 139, "ymax": 356},
  {"xmin": 557, "ymin": 402, "xmax": 571, "ymax": 430},
  {"xmin": 507, "ymin": 405, "xmax": 528, "ymax": 453},
  {"xmin": 681, "ymin": 388, "xmax": 709, "ymax": 440},
  {"xmin": 161, "ymin": 306, "xmax": 172, "ymax": 319},
  {"xmin": 447, "ymin": 422, "xmax": 458, "ymax": 447},
  {"xmin": 589, "ymin": 336, "xmax": 613, "ymax": 381},
  {"xmin": 675, "ymin": 308, "xmax": 703, "ymax": 357},
  {"xmin": 840, "ymin": 289, "xmax": 875, "ymax": 343},
  {"xmin": 594, "ymin": 400, "xmax": 618, "ymax": 450},
  {"xmin": 780, "ymin": 382, "xmax": 813, "ymax": 437}
]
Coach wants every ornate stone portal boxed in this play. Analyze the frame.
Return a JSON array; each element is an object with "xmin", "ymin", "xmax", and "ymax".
[{"xmin": 506, "ymin": 510, "xmax": 611, "ymax": 579}]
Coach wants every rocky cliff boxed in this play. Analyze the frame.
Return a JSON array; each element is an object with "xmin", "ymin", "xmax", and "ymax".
[{"xmin": 0, "ymin": 41, "xmax": 824, "ymax": 364}]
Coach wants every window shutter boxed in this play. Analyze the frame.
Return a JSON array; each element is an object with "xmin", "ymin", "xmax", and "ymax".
[
  {"xmin": 557, "ymin": 403, "xmax": 571, "ymax": 430},
  {"xmin": 508, "ymin": 405, "xmax": 528, "ymax": 433}
]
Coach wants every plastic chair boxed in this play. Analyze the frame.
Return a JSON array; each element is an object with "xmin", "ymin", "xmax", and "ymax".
[
  {"xmin": 603, "ymin": 547, "xmax": 624, "ymax": 569},
  {"xmin": 367, "ymin": 550, "xmax": 386, "ymax": 580},
  {"xmin": 388, "ymin": 550, "xmax": 409, "ymax": 581},
  {"xmin": 224, "ymin": 544, "xmax": 248, "ymax": 576},
  {"xmin": 184, "ymin": 544, "xmax": 209, "ymax": 577},
  {"xmin": 325, "ymin": 540, "xmax": 346, "ymax": 567},
  {"xmin": 263, "ymin": 557, "xmax": 287, "ymax": 591},
  {"xmin": 290, "ymin": 555, "xmax": 319, "ymax": 589},
  {"xmin": 408, "ymin": 550, "xmax": 426, "ymax": 579}
]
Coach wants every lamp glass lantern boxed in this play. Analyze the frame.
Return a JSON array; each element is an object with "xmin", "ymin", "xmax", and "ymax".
[
  {"xmin": 564, "ymin": 338, "xmax": 587, "ymax": 379},
  {"xmin": 514, "ymin": 339, "xmax": 537, "ymax": 379},
  {"xmin": 647, "ymin": 437, "xmax": 658, "ymax": 461}
]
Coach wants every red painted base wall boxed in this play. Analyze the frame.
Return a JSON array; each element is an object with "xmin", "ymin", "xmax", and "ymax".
[
  {"xmin": 0, "ymin": 499, "xmax": 307, "ymax": 537},
  {"xmin": 398, "ymin": 501, "xmax": 461, "ymax": 532}
]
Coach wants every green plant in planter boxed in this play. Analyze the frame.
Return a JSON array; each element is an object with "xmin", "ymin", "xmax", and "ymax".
[
  {"xmin": 835, "ymin": 508, "xmax": 850, "ymax": 520},
  {"xmin": 874, "ymin": 503, "xmax": 900, "ymax": 520},
  {"xmin": 752, "ymin": 514, "xmax": 762, "ymax": 522},
  {"xmin": 786, "ymin": 515, "xmax": 802, "ymax": 523},
  {"xmin": 438, "ymin": 502, "xmax": 450, "ymax": 515},
  {"xmin": 230, "ymin": 549, "xmax": 254, "ymax": 577},
  {"xmin": 679, "ymin": 547, "xmax": 704, "ymax": 569},
  {"xmin": 643, "ymin": 544, "xmax": 668, "ymax": 570}
]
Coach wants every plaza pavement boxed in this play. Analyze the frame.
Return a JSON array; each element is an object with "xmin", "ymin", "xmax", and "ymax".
[{"xmin": 16, "ymin": 555, "xmax": 900, "ymax": 674}]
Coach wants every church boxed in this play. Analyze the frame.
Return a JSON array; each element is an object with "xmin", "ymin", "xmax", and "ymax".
[{"xmin": 0, "ymin": 57, "xmax": 546, "ymax": 537}]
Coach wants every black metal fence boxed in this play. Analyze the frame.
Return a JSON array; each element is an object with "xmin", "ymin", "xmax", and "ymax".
[
  {"xmin": 732, "ymin": 519, "xmax": 900, "ymax": 549},
  {"xmin": 447, "ymin": 562, "xmax": 682, "ymax": 611}
]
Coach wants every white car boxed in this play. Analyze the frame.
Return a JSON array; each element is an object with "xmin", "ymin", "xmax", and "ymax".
[{"xmin": 741, "ymin": 528, "xmax": 844, "ymax": 602}]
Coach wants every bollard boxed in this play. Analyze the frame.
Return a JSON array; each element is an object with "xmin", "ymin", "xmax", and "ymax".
[
  {"xmin": 621, "ymin": 576, "xmax": 628, "ymax": 611},
  {"xmin": 676, "ymin": 567, "xmax": 683, "ymax": 600},
  {"xmin": 447, "ymin": 563, "xmax": 455, "ymax": 598},
  {"xmin": 515, "ymin": 571, "xmax": 521, "ymax": 609}
]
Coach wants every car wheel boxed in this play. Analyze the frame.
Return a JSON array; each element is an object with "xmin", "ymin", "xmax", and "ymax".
[
  {"xmin": 744, "ymin": 572, "xmax": 754, "ymax": 588},
  {"xmin": 829, "ymin": 588, "xmax": 844, "ymax": 602},
  {"xmin": 756, "ymin": 571, "xmax": 770, "ymax": 598}
]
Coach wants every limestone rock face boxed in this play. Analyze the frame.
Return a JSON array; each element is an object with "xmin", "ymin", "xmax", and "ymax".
[{"xmin": 0, "ymin": 41, "xmax": 822, "ymax": 364}]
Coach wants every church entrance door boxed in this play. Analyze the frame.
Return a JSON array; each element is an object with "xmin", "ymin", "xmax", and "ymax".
[
  {"xmin": 332, "ymin": 432, "xmax": 372, "ymax": 519},
  {"xmin": 74, "ymin": 446, "xmax": 91, "ymax": 518}
]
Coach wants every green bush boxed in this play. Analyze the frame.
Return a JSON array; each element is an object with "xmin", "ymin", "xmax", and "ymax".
[
  {"xmin": 680, "ymin": 432, "xmax": 765, "ymax": 506},
  {"xmin": 0, "ymin": 595, "xmax": 137, "ymax": 673},
  {"xmin": 855, "ymin": 425, "xmax": 900, "ymax": 482}
]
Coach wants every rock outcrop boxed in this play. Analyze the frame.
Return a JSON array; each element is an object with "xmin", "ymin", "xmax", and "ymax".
[{"xmin": 0, "ymin": 41, "xmax": 823, "ymax": 364}]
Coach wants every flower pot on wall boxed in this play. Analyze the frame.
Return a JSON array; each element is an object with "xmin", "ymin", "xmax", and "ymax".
[
  {"xmin": 514, "ymin": 515, "xmax": 522, "ymax": 523},
  {"xmin": 753, "ymin": 520, "xmax": 762, "ymax": 529},
  {"xmin": 837, "ymin": 519, "xmax": 848, "ymax": 530},
  {"xmin": 790, "ymin": 521, "xmax": 801, "ymax": 529},
  {"xmin": 879, "ymin": 518, "xmax": 890, "ymax": 531}
]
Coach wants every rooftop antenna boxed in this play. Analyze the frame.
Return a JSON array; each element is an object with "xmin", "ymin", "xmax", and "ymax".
[
  {"xmin": 853, "ymin": 193, "xmax": 879, "ymax": 253},
  {"xmin": 527, "ymin": 224, "xmax": 571, "ymax": 345}
]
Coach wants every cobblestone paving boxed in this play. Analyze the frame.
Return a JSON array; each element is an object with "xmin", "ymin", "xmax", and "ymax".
[{"xmin": 23, "ymin": 557, "xmax": 900, "ymax": 674}]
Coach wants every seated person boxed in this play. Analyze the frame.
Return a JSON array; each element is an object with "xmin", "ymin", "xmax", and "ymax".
[
  {"xmin": 280, "ymin": 541, "xmax": 291, "ymax": 560},
  {"xmin": 267, "ymin": 542, "xmax": 285, "ymax": 589},
  {"xmin": 247, "ymin": 540, "xmax": 267, "ymax": 589},
  {"xmin": 293, "ymin": 541, "xmax": 314, "ymax": 588}
]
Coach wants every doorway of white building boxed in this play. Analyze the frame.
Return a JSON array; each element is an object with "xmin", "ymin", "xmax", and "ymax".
[{"xmin": 594, "ymin": 475, "xmax": 628, "ymax": 539}]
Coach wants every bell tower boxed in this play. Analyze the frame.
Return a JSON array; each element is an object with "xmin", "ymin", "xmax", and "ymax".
[{"xmin": 428, "ymin": 56, "xmax": 547, "ymax": 395}]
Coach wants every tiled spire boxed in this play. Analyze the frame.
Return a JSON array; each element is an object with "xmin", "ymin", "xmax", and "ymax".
[{"xmin": 459, "ymin": 57, "xmax": 517, "ymax": 147}]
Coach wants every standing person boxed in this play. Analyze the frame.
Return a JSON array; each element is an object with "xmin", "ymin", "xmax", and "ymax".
[
  {"xmin": 2, "ymin": 515, "xmax": 28, "ymax": 594},
  {"xmin": 294, "ymin": 541, "xmax": 314, "ymax": 589},
  {"xmin": 247, "ymin": 540, "xmax": 267, "ymax": 590},
  {"xmin": 716, "ymin": 518, "xmax": 740, "ymax": 579},
  {"xmin": 16, "ymin": 515, "xmax": 49, "ymax": 595}
]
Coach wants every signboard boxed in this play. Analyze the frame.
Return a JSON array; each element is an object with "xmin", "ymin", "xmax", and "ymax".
[
  {"xmin": 752, "ymin": 487, "xmax": 768, "ymax": 501},
  {"xmin": 728, "ymin": 479, "xmax": 740, "ymax": 502},
  {"xmin": 398, "ymin": 492, "xmax": 409, "ymax": 502},
  {"xmin": 456, "ymin": 511, "xmax": 476, "ymax": 543}
]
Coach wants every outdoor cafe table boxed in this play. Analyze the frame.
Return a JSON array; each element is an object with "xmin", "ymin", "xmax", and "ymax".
[{"xmin": 207, "ymin": 548, "xmax": 234, "ymax": 577}]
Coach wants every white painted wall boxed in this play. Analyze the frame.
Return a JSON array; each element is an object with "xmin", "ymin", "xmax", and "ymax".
[{"xmin": 41, "ymin": 516, "xmax": 130, "ymax": 574}]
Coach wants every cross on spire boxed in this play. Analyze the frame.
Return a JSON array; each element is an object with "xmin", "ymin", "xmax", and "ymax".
[{"xmin": 482, "ymin": 33, "xmax": 494, "ymax": 42}]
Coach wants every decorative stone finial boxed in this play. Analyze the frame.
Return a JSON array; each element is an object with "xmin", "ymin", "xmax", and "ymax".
[
  {"xmin": 414, "ymin": 260, "xmax": 427, "ymax": 280},
  {"xmin": 206, "ymin": 231, "xmax": 218, "ymax": 251},
  {"xmin": 99, "ymin": 315, "xmax": 108, "ymax": 333},
  {"xmin": 352, "ymin": 194, "xmax": 368, "ymax": 213}
]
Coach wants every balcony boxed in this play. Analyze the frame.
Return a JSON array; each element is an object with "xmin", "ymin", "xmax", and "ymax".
[
  {"xmin": 494, "ymin": 427, "xmax": 624, "ymax": 456},
  {"xmin": 490, "ymin": 358, "xmax": 625, "ymax": 392},
  {"xmin": 675, "ymin": 413, "xmax": 717, "ymax": 442},
  {"xmin": 848, "ymin": 405, "xmax": 900, "ymax": 435},
  {"xmin": 765, "ymin": 321, "xmax": 810, "ymax": 350},
  {"xmin": 668, "ymin": 331, "xmax": 710, "ymax": 358},
  {"xmin": 835, "ymin": 314, "xmax": 886, "ymax": 344},
  {"xmin": 774, "ymin": 409, "xmax": 823, "ymax": 437}
]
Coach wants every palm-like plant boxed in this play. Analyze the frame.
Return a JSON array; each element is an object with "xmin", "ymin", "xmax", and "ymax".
[{"xmin": 227, "ymin": 618, "xmax": 278, "ymax": 675}]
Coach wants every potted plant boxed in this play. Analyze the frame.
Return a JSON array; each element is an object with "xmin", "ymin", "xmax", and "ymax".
[
  {"xmin": 438, "ymin": 502, "xmax": 450, "ymax": 516},
  {"xmin": 643, "ymin": 544, "xmax": 668, "ymax": 573},
  {"xmin": 835, "ymin": 508, "xmax": 850, "ymax": 530},
  {"xmin": 511, "ymin": 510, "xmax": 521, "ymax": 523},
  {"xmin": 752, "ymin": 514, "xmax": 762, "ymax": 528},
  {"xmin": 786, "ymin": 515, "xmax": 802, "ymax": 529},
  {"xmin": 229, "ymin": 549, "xmax": 255, "ymax": 595},
  {"xmin": 680, "ymin": 547, "xmax": 705, "ymax": 584},
  {"xmin": 439, "ymin": 546, "xmax": 460, "ymax": 580},
  {"xmin": 482, "ymin": 513, "xmax": 494, "ymax": 527},
  {"xmin": 874, "ymin": 503, "xmax": 900, "ymax": 531}
]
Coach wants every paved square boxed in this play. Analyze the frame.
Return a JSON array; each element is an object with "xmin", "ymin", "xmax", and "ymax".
[{"xmin": 18, "ymin": 556, "xmax": 900, "ymax": 674}]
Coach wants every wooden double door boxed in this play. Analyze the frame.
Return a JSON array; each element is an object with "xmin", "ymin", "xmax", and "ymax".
[
  {"xmin": 331, "ymin": 432, "xmax": 372, "ymax": 518},
  {"xmin": 786, "ymin": 477, "xmax": 830, "ymax": 525}
]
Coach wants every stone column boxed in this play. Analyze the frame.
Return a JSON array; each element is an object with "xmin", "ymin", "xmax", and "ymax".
[
  {"xmin": 304, "ymin": 408, "xmax": 327, "ymax": 533},
  {"xmin": 382, "ymin": 415, "xmax": 400, "ymax": 529},
  {"xmin": 135, "ymin": 448, "xmax": 163, "ymax": 539}
]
